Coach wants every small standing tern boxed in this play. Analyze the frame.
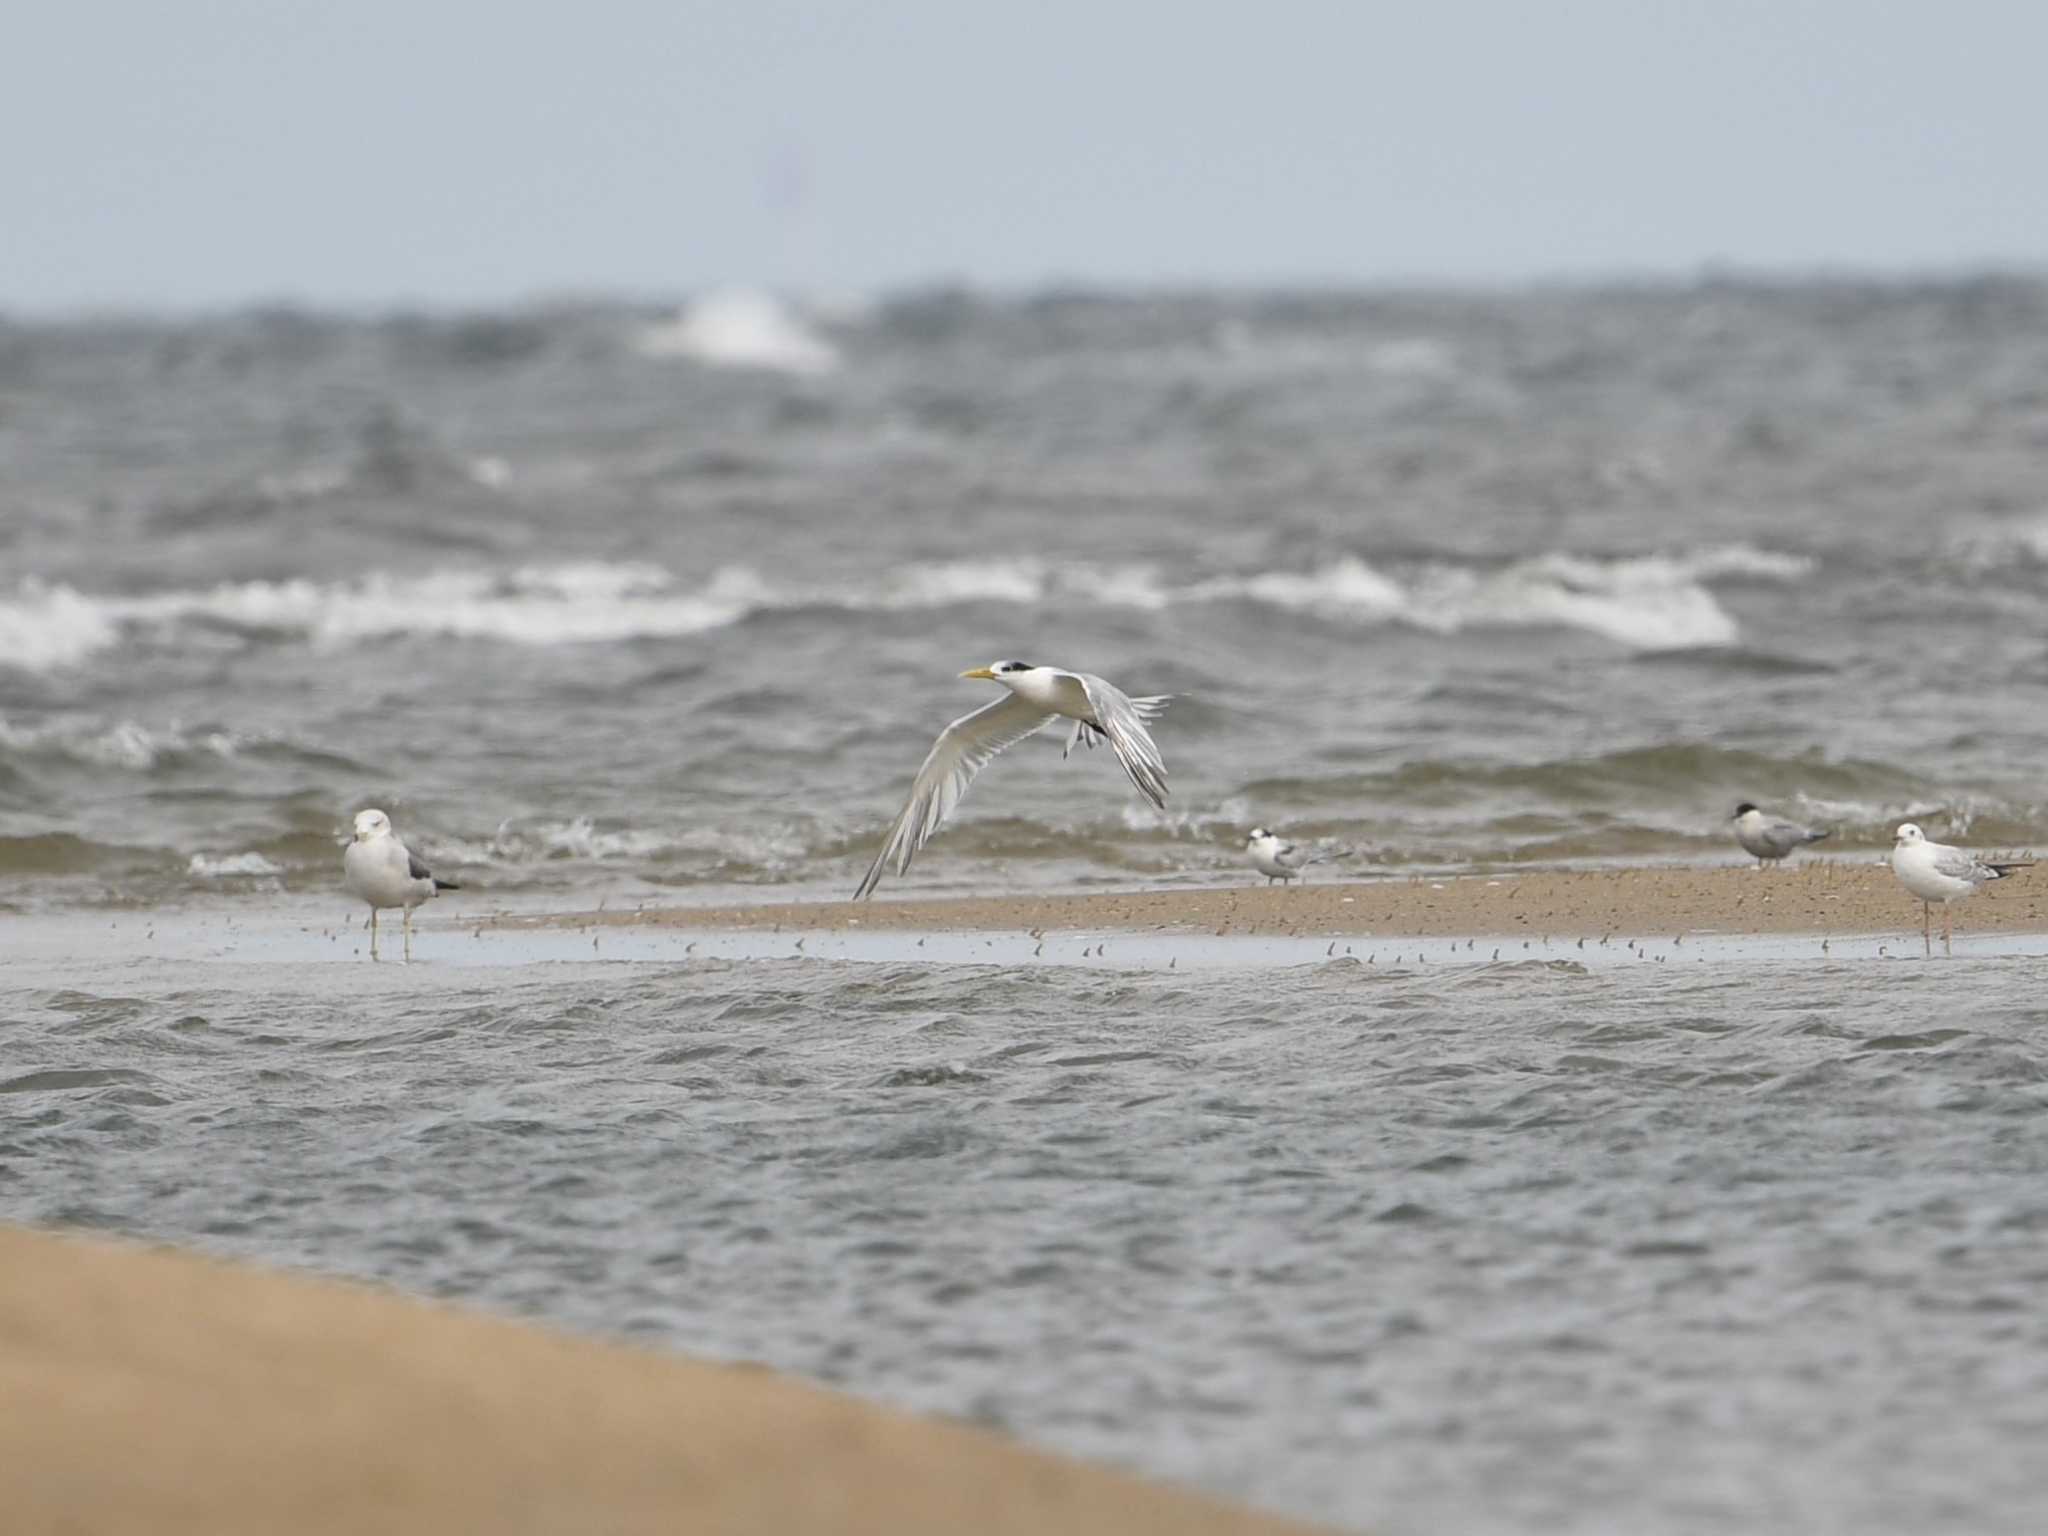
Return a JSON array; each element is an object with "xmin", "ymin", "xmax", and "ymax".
[
  {"xmin": 344, "ymin": 808, "xmax": 460, "ymax": 960},
  {"xmin": 1245, "ymin": 827, "xmax": 1312, "ymax": 885},
  {"xmin": 1731, "ymin": 802, "xmax": 1831, "ymax": 868},
  {"xmin": 855, "ymin": 661, "xmax": 1170, "ymax": 899},
  {"xmin": 1890, "ymin": 822, "xmax": 2029, "ymax": 950}
]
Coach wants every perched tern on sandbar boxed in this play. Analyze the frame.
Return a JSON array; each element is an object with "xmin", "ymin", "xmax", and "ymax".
[
  {"xmin": 1890, "ymin": 822, "xmax": 2030, "ymax": 950},
  {"xmin": 344, "ymin": 808, "xmax": 461, "ymax": 960},
  {"xmin": 854, "ymin": 661, "xmax": 1171, "ymax": 899},
  {"xmin": 1245, "ymin": 827, "xmax": 1312, "ymax": 885},
  {"xmin": 1731, "ymin": 802, "xmax": 1831, "ymax": 868}
]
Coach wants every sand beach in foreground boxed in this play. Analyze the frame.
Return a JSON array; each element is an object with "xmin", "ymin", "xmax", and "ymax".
[
  {"xmin": 548, "ymin": 860, "xmax": 2047, "ymax": 941},
  {"xmin": 0, "ymin": 1225, "xmax": 1324, "ymax": 1536}
]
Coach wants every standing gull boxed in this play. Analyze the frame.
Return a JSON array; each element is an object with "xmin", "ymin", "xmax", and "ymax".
[
  {"xmin": 1890, "ymin": 822, "xmax": 2029, "ymax": 951},
  {"xmin": 344, "ymin": 808, "xmax": 461, "ymax": 960},
  {"xmin": 1245, "ymin": 827, "xmax": 1312, "ymax": 886},
  {"xmin": 854, "ymin": 661, "xmax": 1170, "ymax": 899},
  {"xmin": 1730, "ymin": 802, "xmax": 1831, "ymax": 868}
]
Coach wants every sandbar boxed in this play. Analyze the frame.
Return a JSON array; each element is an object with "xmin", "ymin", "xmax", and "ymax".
[
  {"xmin": 0, "ymin": 1225, "xmax": 1324, "ymax": 1536},
  {"xmin": 550, "ymin": 860, "xmax": 2045, "ymax": 941}
]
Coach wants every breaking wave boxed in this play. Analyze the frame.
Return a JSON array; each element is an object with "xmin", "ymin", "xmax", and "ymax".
[
  {"xmin": 187, "ymin": 851, "xmax": 286, "ymax": 880},
  {"xmin": 0, "ymin": 544, "xmax": 1812, "ymax": 672},
  {"xmin": 0, "ymin": 714, "xmax": 247, "ymax": 772},
  {"xmin": 1183, "ymin": 547, "xmax": 1799, "ymax": 649},
  {"xmin": 636, "ymin": 287, "xmax": 842, "ymax": 376},
  {"xmin": 0, "ymin": 565, "xmax": 766, "ymax": 670}
]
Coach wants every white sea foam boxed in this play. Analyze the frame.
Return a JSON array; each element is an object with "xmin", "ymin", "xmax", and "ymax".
[
  {"xmin": 446, "ymin": 814, "xmax": 813, "ymax": 876},
  {"xmin": 1662, "ymin": 544, "xmax": 1816, "ymax": 582},
  {"xmin": 1183, "ymin": 556, "xmax": 1408, "ymax": 619},
  {"xmin": 868, "ymin": 560, "xmax": 1172, "ymax": 613},
  {"xmin": 0, "ymin": 564, "xmax": 771, "ymax": 668},
  {"xmin": 636, "ymin": 287, "xmax": 841, "ymax": 376},
  {"xmin": 0, "ymin": 543, "xmax": 1809, "ymax": 672},
  {"xmin": 1117, "ymin": 795, "xmax": 1254, "ymax": 837},
  {"xmin": 0, "ymin": 713, "xmax": 242, "ymax": 770},
  {"xmin": 1404, "ymin": 555, "xmax": 1742, "ymax": 650},
  {"xmin": 1182, "ymin": 546, "xmax": 1807, "ymax": 650},
  {"xmin": 876, "ymin": 559, "xmax": 1050, "ymax": 609},
  {"xmin": 0, "ymin": 579, "xmax": 123, "ymax": 671},
  {"xmin": 480, "ymin": 815, "xmax": 681, "ymax": 865},
  {"xmin": 187, "ymin": 851, "xmax": 285, "ymax": 879},
  {"xmin": 1947, "ymin": 514, "xmax": 2048, "ymax": 570}
]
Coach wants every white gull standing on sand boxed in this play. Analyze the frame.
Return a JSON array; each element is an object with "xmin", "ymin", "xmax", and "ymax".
[
  {"xmin": 1889, "ymin": 822, "xmax": 2029, "ymax": 950},
  {"xmin": 855, "ymin": 661, "xmax": 1170, "ymax": 900},
  {"xmin": 343, "ymin": 808, "xmax": 460, "ymax": 961}
]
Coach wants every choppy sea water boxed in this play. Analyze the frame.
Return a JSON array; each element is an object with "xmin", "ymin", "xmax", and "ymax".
[
  {"xmin": 8, "ymin": 280, "xmax": 2048, "ymax": 1533},
  {"xmin": 6, "ymin": 280, "xmax": 2048, "ymax": 907},
  {"xmin": 6, "ymin": 913, "xmax": 2048, "ymax": 1534}
]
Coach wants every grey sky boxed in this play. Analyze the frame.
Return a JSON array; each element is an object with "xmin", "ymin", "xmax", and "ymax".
[{"xmin": 10, "ymin": 0, "xmax": 2047, "ymax": 311}]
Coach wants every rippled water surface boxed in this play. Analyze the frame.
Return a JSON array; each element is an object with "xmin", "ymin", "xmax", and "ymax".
[
  {"xmin": 6, "ymin": 918, "xmax": 2048, "ymax": 1533},
  {"xmin": 6, "ymin": 281, "xmax": 2048, "ymax": 906},
  {"xmin": 8, "ymin": 282, "xmax": 2048, "ymax": 1533}
]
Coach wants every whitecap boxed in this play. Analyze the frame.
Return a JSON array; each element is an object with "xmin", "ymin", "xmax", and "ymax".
[
  {"xmin": 865, "ymin": 559, "xmax": 1171, "ymax": 614},
  {"xmin": 875, "ymin": 559, "xmax": 1048, "ymax": 609},
  {"xmin": 0, "ymin": 579, "xmax": 123, "ymax": 672},
  {"xmin": 1116, "ymin": 795, "xmax": 1254, "ymax": 837},
  {"xmin": 187, "ymin": 851, "xmax": 285, "ymax": 879},
  {"xmin": 0, "ymin": 713, "xmax": 242, "ymax": 771},
  {"xmin": 0, "ymin": 563, "xmax": 773, "ymax": 667},
  {"xmin": 484, "ymin": 815, "xmax": 679, "ymax": 864},
  {"xmin": 0, "ymin": 543, "xmax": 1810, "ymax": 671},
  {"xmin": 1182, "ymin": 556, "xmax": 1408, "ymax": 619},
  {"xmin": 636, "ymin": 287, "xmax": 841, "ymax": 376},
  {"xmin": 1945, "ymin": 514, "xmax": 2048, "ymax": 571},
  {"xmin": 1664, "ymin": 543, "xmax": 1817, "ymax": 582},
  {"xmin": 1176, "ymin": 546, "xmax": 1811, "ymax": 651},
  {"xmin": 1406, "ymin": 555, "xmax": 1741, "ymax": 650},
  {"xmin": 462, "ymin": 814, "xmax": 814, "ymax": 876}
]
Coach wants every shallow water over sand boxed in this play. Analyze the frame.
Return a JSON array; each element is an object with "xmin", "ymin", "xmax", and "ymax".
[{"xmin": 7, "ymin": 913, "xmax": 2048, "ymax": 1534}]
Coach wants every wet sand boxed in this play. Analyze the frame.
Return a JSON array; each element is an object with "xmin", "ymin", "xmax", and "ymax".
[
  {"xmin": 0, "ymin": 1226, "xmax": 1323, "ymax": 1536},
  {"xmin": 552, "ymin": 859, "xmax": 2046, "ymax": 941}
]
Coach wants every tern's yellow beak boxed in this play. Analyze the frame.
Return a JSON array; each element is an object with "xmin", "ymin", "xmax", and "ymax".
[{"xmin": 960, "ymin": 666, "xmax": 997, "ymax": 680}]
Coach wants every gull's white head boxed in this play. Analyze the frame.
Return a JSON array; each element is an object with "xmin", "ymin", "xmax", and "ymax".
[
  {"xmin": 960, "ymin": 660, "xmax": 1037, "ymax": 685},
  {"xmin": 1245, "ymin": 827, "xmax": 1271, "ymax": 846},
  {"xmin": 1732, "ymin": 802, "xmax": 1759, "ymax": 822},
  {"xmin": 353, "ymin": 808, "xmax": 393, "ymax": 842},
  {"xmin": 1895, "ymin": 823, "xmax": 1924, "ymax": 847}
]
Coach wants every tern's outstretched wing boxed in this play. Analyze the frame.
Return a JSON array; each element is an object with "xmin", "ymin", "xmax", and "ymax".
[
  {"xmin": 1073, "ymin": 674, "xmax": 1170, "ymax": 810},
  {"xmin": 1062, "ymin": 693, "xmax": 1170, "ymax": 759},
  {"xmin": 854, "ymin": 693, "xmax": 1055, "ymax": 899}
]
